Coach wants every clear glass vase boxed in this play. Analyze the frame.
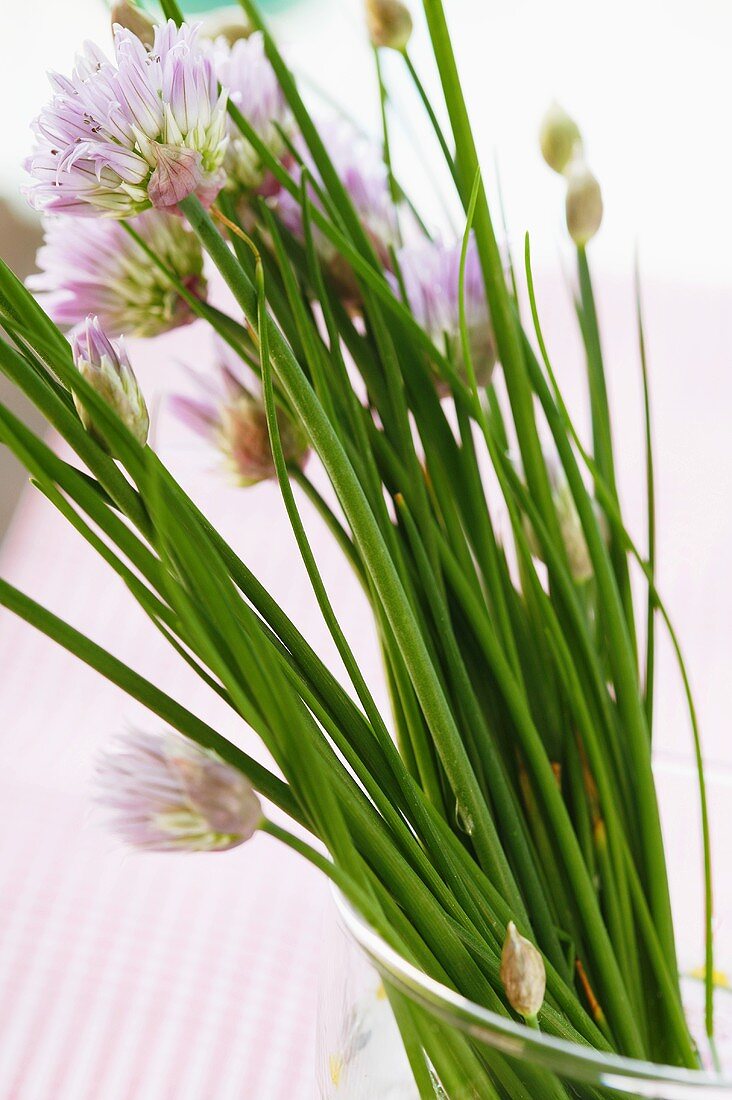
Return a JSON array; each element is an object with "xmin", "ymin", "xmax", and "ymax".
[{"xmin": 316, "ymin": 759, "xmax": 732, "ymax": 1099}]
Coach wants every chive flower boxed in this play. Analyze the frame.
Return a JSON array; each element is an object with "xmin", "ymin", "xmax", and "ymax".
[
  {"xmin": 28, "ymin": 210, "xmax": 206, "ymax": 338},
  {"xmin": 397, "ymin": 234, "xmax": 496, "ymax": 390},
  {"xmin": 25, "ymin": 21, "xmax": 229, "ymax": 218},
  {"xmin": 71, "ymin": 315, "xmax": 149, "ymax": 447},
  {"xmin": 274, "ymin": 115, "xmax": 398, "ymax": 275},
  {"xmin": 210, "ymin": 32, "xmax": 293, "ymax": 192},
  {"xmin": 97, "ymin": 729, "xmax": 263, "ymax": 852},
  {"xmin": 170, "ymin": 339, "xmax": 310, "ymax": 486}
]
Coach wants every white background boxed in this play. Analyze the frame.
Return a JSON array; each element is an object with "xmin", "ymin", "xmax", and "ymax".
[{"xmin": 2, "ymin": 0, "xmax": 732, "ymax": 288}]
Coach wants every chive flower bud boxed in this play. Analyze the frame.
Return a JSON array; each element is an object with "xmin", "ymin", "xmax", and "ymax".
[
  {"xmin": 96, "ymin": 729, "xmax": 263, "ymax": 852},
  {"xmin": 539, "ymin": 102, "xmax": 583, "ymax": 175},
  {"xmin": 500, "ymin": 922, "xmax": 546, "ymax": 1019},
  {"xmin": 71, "ymin": 315, "xmax": 149, "ymax": 448},
  {"xmin": 110, "ymin": 0, "xmax": 155, "ymax": 48},
  {"xmin": 551, "ymin": 470, "xmax": 593, "ymax": 582},
  {"xmin": 565, "ymin": 161, "xmax": 603, "ymax": 246},
  {"xmin": 365, "ymin": 0, "xmax": 413, "ymax": 51},
  {"xmin": 517, "ymin": 453, "xmax": 602, "ymax": 582},
  {"xmin": 199, "ymin": 10, "xmax": 252, "ymax": 46}
]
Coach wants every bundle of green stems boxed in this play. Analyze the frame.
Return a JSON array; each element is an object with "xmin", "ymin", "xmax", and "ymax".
[{"xmin": 0, "ymin": 0, "xmax": 714, "ymax": 1094}]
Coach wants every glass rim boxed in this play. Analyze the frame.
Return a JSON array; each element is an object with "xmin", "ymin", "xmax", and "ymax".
[{"xmin": 335, "ymin": 891, "xmax": 732, "ymax": 1098}]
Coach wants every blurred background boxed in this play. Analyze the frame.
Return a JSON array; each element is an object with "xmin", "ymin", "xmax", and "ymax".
[{"xmin": 2, "ymin": 2, "xmax": 732, "ymax": 1096}]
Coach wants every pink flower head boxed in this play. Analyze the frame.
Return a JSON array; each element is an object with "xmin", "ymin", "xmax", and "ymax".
[
  {"xmin": 28, "ymin": 209, "xmax": 206, "ymax": 337},
  {"xmin": 96, "ymin": 729, "xmax": 263, "ymax": 852},
  {"xmin": 274, "ymin": 115, "xmax": 398, "ymax": 270},
  {"xmin": 396, "ymin": 233, "xmax": 496, "ymax": 389},
  {"xmin": 209, "ymin": 32, "xmax": 292, "ymax": 191},
  {"xmin": 72, "ymin": 315, "xmax": 149, "ymax": 446},
  {"xmin": 25, "ymin": 21, "xmax": 229, "ymax": 218},
  {"xmin": 171, "ymin": 337, "xmax": 310, "ymax": 486}
]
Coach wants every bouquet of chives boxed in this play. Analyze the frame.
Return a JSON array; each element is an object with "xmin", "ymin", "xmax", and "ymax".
[{"xmin": 0, "ymin": 0, "xmax": 716, "ymax": 1093}]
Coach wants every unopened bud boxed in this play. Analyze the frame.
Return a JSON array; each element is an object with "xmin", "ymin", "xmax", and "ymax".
[
  {"xmin": 365, "ymin": 0, "xmax": 413, "ymax": 51},
  {"xmin": 554, "ymin": 483, "xmax": 593, "ymax": 583},
  {"xmin": 520, "ymin": 454, "xmax": 596, "ymax": 582},
  {"xmin": 500, "ymin": 922, "xmax": 546, "ymax": 1019},
  {"xmin": 565, "ymin": 161, "xmax": 603, "ymax": 246},
  {"xmin": 72, "ymin": 316, "xmax": 149, "ymax": 450},
  {"xmin": 110, "ymin": 0, "xmax": 155, "ymax": 47},
  {"xmin": 539, "ymin": 102, "xmax": 582, "ymax": 175},
  {"xmin": 199, "ymin": 8, "xmax": 252, "ymax": 45}
]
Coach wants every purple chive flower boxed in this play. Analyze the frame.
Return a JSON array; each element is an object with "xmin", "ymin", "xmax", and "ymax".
[
  {"xmin": 25, "ymin": 21, "xmax": 229, "ymax": 218},
  {"xmin": 171, "ymin": 338, "xmax": 310, "ymax": 486},
  {"xmin": 96, "ymin": 729, "xmax": 263, "ymax": 852},
  {"xmin": 274, "ymin": 115, "xmax": 398, "ymax": 273},
  {"xmin": 209, "ymin": 32, "xmax": 292, "ymax": 192},
  {"xmin": 397, "ymin": 233, "xmax": 496, "ymax": 389},
  {"xmin": 28, "ymin": 210, "xmax": 206, "ymax": 338},
  {"xmin": 72, "ymin": 315, "xmax": 149, "ymax": 446}
]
